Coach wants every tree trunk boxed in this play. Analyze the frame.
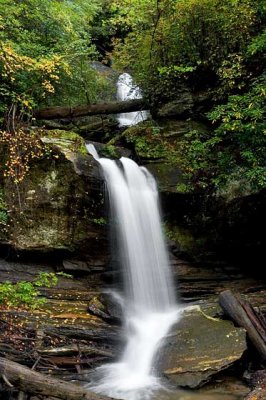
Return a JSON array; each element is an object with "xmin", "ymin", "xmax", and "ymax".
[
  {"xmin": 34, "ymin": 99, "xmax": 147, "ymax": 120},
  {"xmin": 0, "ymin": 357, "xmax": 115, "ymax": 400},
  {"xmin": 219, "ymin": 290, "xmax": 266, "ymax": 360}
]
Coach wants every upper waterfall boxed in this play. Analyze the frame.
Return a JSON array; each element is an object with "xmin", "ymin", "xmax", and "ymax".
[{"xmin": 117, "ymin": 73, "xmax": 148, "ymax": 127}]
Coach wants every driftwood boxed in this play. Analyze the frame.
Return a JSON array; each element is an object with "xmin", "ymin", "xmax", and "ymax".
[
  {"xmin": 219, "ymin": 290, "xmax": 266, "ymax": 360},
  {"xmin": 34, "ymin": 99, "xmax": 147, "ymax": 120},
  {"xmin": 0, "ymin": 357, "xmax": 115, "ymax": 400}
]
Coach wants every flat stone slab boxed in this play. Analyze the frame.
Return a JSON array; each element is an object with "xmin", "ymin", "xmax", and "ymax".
[{"xmin": 162, "ymin": 307, "xmax": 247, "ymax": 388}]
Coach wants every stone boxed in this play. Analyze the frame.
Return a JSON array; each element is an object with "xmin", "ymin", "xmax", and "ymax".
[
  {"xmin": 156, "ymin": 88, "xmax": 194, "ymax": 118},
  {"xmin": 62, "ymin": 259, "xmax": 106, "ymax": 273},
  {"xmin": 4, "ymin": 131, "xmax": 107, "ymax": 258},
  {"xmin": 161, "ymin": 307, "xmax": 247, "ymax": 388},
  {"xmin": 87, "ymin": 292, "xmax": 123, "ymax": 325}
]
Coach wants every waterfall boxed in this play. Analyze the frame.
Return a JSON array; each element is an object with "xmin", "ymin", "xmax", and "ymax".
[
  {"xmin": 86, "ymin": 144, "xmax": 179, "ymax": 400},
  {"xmin": 117, "ymin": 73, "xmax": 148, "ymax": 126}
]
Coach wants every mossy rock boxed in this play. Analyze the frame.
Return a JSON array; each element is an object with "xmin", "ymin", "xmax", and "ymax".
[
  {"xmin": 41, "ymin": 129, "xmax": 88, "ymax": 155},
  {"xmin": 4, "ymin": 131, "xmax": 107, "ymax": 252}
]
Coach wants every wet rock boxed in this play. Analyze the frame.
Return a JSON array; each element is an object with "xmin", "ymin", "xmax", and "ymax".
[
  {"xmin": 162, "ymin": 307, "xmax": 247, "ymax": 388},
  {"xmin": 87, "ymin": 292, "xmax": 123, "ymax": 324}
]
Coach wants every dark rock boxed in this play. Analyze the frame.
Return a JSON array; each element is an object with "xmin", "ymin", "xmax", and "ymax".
[
  {"xmin": 62, "ymin": 259, "xmax": 106, "ymax": 273},
  {"xmin": 155, "ymin": 87, "xmax": 212, "ymax": 119},
  {"xmin": 248, "ymin": 370, "xmax": 266, "ymax": 389},
  {"xmin": 87, "ymin": 292, "xmax": 123, "ymax": 324},
  {"xmin": 156, "ymin": 88, "xmax": 194, "ymax": 118},
  {"xmin": 44, "ymin": 325, "xmax": 121, "ymax": 344}
]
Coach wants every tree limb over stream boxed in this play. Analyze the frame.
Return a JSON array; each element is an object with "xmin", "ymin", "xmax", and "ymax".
[
  {"xmin": 0, "ymin": 357, "xmax": 116, "ymax": 400},
  {"xmin": 34, "ymin": 99, "xmax": 147, "ymax": 120}
]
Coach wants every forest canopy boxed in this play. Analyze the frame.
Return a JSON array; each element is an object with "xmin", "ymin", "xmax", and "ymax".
[{"xmin": 0, "ymin": 0, "xmax": 265, "ymax": 193}]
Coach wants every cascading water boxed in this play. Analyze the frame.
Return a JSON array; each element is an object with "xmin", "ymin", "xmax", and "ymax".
[
  {"xmin": 117, "ymin": 73, "xmax": 148, "ymax": 126},
  {"xmin": 86, "ymin": 144, "xmax": 179, "ymax": 400}
]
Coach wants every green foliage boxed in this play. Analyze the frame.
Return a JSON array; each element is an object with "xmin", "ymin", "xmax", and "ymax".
[
  {"xmin": 101, "ymin": 144, "xmax": 119, "ymax": 158},
  {"xmin": 45, "ymin": 130, "xmax": 88, "ymax": 155},
  {"xmin": 247, "ymin": 27, "xmax": 266, "ymax": 57},
  {"xmin": 180, "ymin": 74, "xmax": 266, "ymax": 194},
  {"xmin": 122, "ymin": 123, "xmax": 170, "ymax": 159},
  {"xmin": 0, "ymin": 0, "xmax": 104, "ymax": 127},
  {"xmin": 0, "ymin": 187, "xmax": 7, "ymax": 230},
  {"xmin": 110, "ymin": 0, "xmax": 260, "ymax": 100},
  {"xmin": 92, "ymin": 217, "xmax": 107, "ymax": 225},
  {"xmin": 0, "ymin": 272, "xmax": 72, "ymax": 309},
  {"xmin": 107, "ymin": 0, "xmax": 265, "ymax": 195},
  {"xmin": 0, "ymin": 187, "xmax": 8, "ymax": 240},
  {"xmin": 0, "ymin": 281, "xmax": 44, "ymax": 309}
]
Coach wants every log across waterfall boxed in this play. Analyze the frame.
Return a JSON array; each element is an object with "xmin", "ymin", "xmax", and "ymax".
[
  {"xmin": 34, "ymin": 99, "xmax": 146, "ymax": 120},
  {"xmin": 86, "ymin": 144, "xmax": 179, "ymax": 400}
]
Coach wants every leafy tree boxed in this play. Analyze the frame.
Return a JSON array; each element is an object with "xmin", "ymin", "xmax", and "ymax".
[
  {"xmin": 109, "ymin": 0, "xmax": 262, "ymax": 101},
  {"xmin": 180, "ymin": 74, "xmax": 266, "ymax": 194},
  {"xmin": 0, "ymin": 0, "xmax": 104, "ymax": 128}
]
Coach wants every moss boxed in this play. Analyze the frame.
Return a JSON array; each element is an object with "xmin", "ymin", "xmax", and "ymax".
[
  {"xmin": 101, "ymin": 144, "xmax": 119, "ymax": 158},
  {"xmin": 92, "ymin": 217, "xmax": 107, "ymax": 226},
  {"xmin": 121, "ymin": 122, "xmax": 168, "ymax": 159},
  {"xmin": 164, "ymin": 223, "xmax": 196, "ymax": 253},
  {"xmin": 41, "ymin": 129, "xmax": 88, "ymax": 155}
]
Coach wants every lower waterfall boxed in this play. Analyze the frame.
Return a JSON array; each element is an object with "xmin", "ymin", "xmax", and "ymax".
[{"xmin": 86, "ymin": 144, "xmax": 179, "ymax": 400}]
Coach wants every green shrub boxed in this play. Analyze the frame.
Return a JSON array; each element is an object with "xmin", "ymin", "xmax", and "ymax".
[
  {"xmin": 0, "ymin": 272, "xmax": 72, "ymax": 309},
  {"xmin": 180, "ymin": 73, "xmax": 266, "ymax": 194}
]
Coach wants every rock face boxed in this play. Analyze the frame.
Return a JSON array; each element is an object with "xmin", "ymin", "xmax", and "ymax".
[
  {"xmin": 155, "ymin": 86, "xmax": 212, "ymax": 119},
  {"xmin": 4, "ymin": 131, "xmax": 108, "ymax": 262},
  {"xmin": 161, "ymin": 307, "xmax": 247, "ymax": 388}
]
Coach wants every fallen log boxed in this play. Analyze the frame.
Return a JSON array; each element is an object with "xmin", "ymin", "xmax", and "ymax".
[
  {"xmin": 38, "ymin": 344, "xmax": 113, "ymax": 358},
  {"xmin": 219, "ymin": 290, "xmax": 266, "ymax": 360},
  {"xmin": 0, "ymin": 357, "xmax": 115, "ymax": 400},
  {"xmin": 34, "ymin": 99, "xmax": 147, "ymax": 120}
]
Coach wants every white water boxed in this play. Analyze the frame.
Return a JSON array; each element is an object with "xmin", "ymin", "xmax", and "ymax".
[
  {"xmin": 117, "ymin": 73, "xmax": 148, "ymax": 126},
  {"xmin": 86, "ymin": 144, "xmax": 179, "ymax": 400}
]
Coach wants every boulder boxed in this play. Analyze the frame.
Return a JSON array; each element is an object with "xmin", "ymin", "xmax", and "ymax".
[
  {"xmin": 157, "ymin": 91, "xmax": 194, "ymax": 118},
  {"xmin": 161, "ymin": 307, "xmax": 247, "ymax": 388}
]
